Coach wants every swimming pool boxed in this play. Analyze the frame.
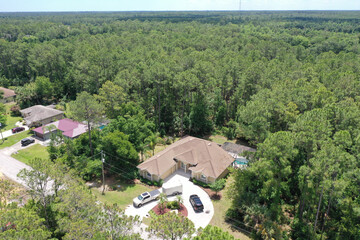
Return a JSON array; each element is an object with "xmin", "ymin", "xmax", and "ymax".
[{"xmin": 234, "ymin": 158, "xmax": 248, "ymax": 165}]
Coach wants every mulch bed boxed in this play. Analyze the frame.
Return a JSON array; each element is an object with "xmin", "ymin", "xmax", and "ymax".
[
  {"xmin": 152, "ymin": 203, "xmax": 188, "ymax": 217},
  {"xmin": 201, "ymin": 187, "xmax": 223, "ymax": 200}
]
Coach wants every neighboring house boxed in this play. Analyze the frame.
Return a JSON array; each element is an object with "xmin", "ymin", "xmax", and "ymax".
[
  {"xmin": 137, "ymin": 136, "xmax": 234, "ymax": 184},
  {"xmin": 20, "ymin": 105, "xmax": 64, "ymax": 127},
  {"xmin": 32, "ymin": 118, "xmax": 87, "ymax": 140},
  {"xmin": 221, "ymin": 142, "xmax": 256, "ymax": 169},
  {"xmin": 0, "ymin": 87, "xmax": 16, "ymax": 103}
]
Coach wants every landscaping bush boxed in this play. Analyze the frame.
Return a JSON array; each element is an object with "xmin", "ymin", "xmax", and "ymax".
[
  {"xmin": 191, "ymin": 178, "xmax": 209, "ymax": 188},
  {"xmin": 139, "ymin": 176, "xmax": 163, "ymax": 187},
  {"xmin": 10, "ymin": 105, "xmax": 21, "ymax": 116},
  {"xmin": 164, "ymin": 136, "xmax": 174, "ymax": 145},
  {"xmin": 209, "ymin": 179, "xmax": 226, "ymax": 195},
  {"xmin": 166, "ymin": 201, "xmax": 180, "ymax": 210}
]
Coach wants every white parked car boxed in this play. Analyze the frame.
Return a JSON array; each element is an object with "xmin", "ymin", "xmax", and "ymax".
[{"xmin": 133, "ymin": 189, "xmax": 161, "ymax": 207}]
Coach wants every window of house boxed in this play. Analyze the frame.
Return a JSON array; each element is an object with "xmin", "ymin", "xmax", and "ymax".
[
  {"xmin": 146, "ymin": 172, "xmax": 151, "ymax": 178},
  {"xmin": 200, "ymin": 174, "xmax": 206, "ymax": 180}
]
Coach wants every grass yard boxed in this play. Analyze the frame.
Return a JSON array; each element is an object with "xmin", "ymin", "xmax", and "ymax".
[
  {"xmin": 0, "ymin": 130, "xmax": 32, "ymax": 149},
  {"xmin": 210, "ymin": 176, "xmax": 250, "ymax": 240},
  {"xmin": 91, "ymin": 182, "xmax": 151, "ymax": 209},
  {"xmin": 3, "ymin": 103, "xmax": 23, "ymax": 131},
  {"xmin": 143, "ymin": 137, "xmax": 180, "ymax": 161},
  {"xmin": 206, "ymin": 134, "xmax": 236, "ymax": 145},
  {"xmin": 11, "ymin": 144, "xmax": 49, "ymax": 165}
]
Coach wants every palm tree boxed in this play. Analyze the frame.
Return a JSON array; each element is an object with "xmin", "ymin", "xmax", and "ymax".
[
  {"xmin": 176, "ymin": 195, "xmax": 183, "ymax": 209},
  {"xmin": 145, "ymin": 132, "xmax": 164, "ymax": 156},
  {"xmin": 158, "ymin": 192, "xmax": 168, "ymax": 214},
  {"xmin": 138, "ymin": 142, "xmax": 150, "ymax": 162}
]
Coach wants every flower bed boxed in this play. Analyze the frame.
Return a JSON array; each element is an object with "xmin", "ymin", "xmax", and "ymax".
[{"xmin": 151, "ymin": 203, "xmax": 188, "ymax": 217}]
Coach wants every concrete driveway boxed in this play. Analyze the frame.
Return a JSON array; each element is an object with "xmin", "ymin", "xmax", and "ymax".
[
  {"xmin": 125, "ymin": 170, "xmax": 214, "ymax": 229},
  {"xmin": 1, "ymin": 121, "xmax": 29, "ymax": 139},
  {"xmin": 1, "ymin": 137, "xmax": 40, "ymax": 156},
  {"xmin": 0, "ymin": 134, "xmax": 39, "ymax": 186}
]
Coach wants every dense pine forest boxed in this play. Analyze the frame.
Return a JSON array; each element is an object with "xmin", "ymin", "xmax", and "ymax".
[{"xmin": 1, "ymin": 11, "xmax": 360, "ymax": 239}]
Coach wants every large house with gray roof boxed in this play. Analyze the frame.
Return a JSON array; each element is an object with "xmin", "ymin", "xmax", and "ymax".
[
  {"xmin": 137, "ymin": 136, "xmax": 234, "ymax": 184},
  {"xmin": 20, "ymin": 105, "xmax": 64, "ymax": 127}
]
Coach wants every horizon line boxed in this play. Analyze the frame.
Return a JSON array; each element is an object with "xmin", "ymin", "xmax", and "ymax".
[{"xmin": 1, "ymin": 10, "xmax": 360, "ymax": 13}]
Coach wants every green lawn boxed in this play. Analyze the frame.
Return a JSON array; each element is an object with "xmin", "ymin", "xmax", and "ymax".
[
  {"xmin": 11, "ymin": 144, "xmax": 49, "ymax": 165},
  {"xmin": 3, "ymin": 103, "xmax": 23, "ymax": 131},
  {"xmin": 210, "ymin": 176, "xmax": 250, "ymax": 240},
  {"xmin": 206, "ymin": 134, "xmax": 236, "ymax": 145},
  {"xmin": 0, "ymin": 130, "xmax": 32, "ymax": 149},
  {"xmin": 91, "ymin": 183, "xmax": 151, "ymax": 209}
]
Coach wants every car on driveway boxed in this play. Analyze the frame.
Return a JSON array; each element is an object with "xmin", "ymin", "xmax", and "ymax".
[
  {"xmin": 189, "ymin": 194, "xmax": 204, "ymax": 212},
  {"xmin": 133, "ymin": 189, "xmax": 161, "ymax": 207},
  {"xmin": 12, "ymin": 127, "xmax": 25, "ymax": 134},
  {"xmin": 21, "ymin": 138, "xmax": 35, "ymax": 146}
]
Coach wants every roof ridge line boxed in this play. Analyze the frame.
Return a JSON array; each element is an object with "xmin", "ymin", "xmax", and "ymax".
[
  {"xmin": 204, "ymin": 141, "xmax": 216, "ymax": 177},
  {"xmin": 145, "ymin": 136, "xmax": 190, "ymax": 162}
]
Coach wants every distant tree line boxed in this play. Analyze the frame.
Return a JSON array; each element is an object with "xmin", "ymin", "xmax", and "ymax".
[{"xmin": 0, "ymin": 11, "xmax": 360, "ymax": 239}]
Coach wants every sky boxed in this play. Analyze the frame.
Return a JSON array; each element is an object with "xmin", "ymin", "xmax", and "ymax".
[{"xmin": 0, "ymin": 0, "xmax": 359, "ymax": 12}]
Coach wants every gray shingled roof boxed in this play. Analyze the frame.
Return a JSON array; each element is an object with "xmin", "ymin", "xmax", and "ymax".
[{"xmin": 20, "ymin": 105, "xmax": 64, "ymax": 125}]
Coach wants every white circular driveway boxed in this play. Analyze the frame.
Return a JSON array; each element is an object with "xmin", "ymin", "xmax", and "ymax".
[{"xmin": 125, "ymin": 171, "xmax": 214, "ymax": 229}]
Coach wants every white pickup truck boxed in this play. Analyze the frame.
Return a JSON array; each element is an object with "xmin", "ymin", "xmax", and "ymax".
[{"xmin": 133, "ymin": 181, "xmax": 183, "ymax": 207}]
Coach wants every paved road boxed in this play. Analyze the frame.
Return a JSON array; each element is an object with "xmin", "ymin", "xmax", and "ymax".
[
  {"xmin": 0, "ymin": 135, "xmax": 39, "ymax": 187},
  {"xmin": 0, "ymin": 151, "xmax": 31, "ymax": 186}
]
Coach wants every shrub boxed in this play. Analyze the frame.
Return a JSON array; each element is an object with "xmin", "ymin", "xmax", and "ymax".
[
  {"xmin": 10, "ymin": 105, "xmax": 21, "ymax": 116},
  {"xmin": 191, "ymin": 178, "xmax": 209, "ymax": 188},
  {"xmin": 209, "ymin": 179, "xmax": 226, "ymax": 195},
  {"xmin": 139, "ymin": 176, "xmax": 163, "ymax": 187},
  {"xmin": 166, "ymin": 201, "xmax": 180, "ymax": 210},
  {"xmin": 164, "ymin": 137, "xmax": 174, "ymax": 145}
]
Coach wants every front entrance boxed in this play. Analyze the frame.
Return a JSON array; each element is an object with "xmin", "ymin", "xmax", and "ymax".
[{"xmin": 181, "ymin": 162, "xmax": 186, "ymax": 170}]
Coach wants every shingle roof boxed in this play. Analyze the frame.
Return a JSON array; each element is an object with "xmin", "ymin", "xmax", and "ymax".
[
  {"xmin": 221, "ymin": 142, "xmax": 256, "ymax": 155},
  {"xmin": 138, "ymin": 136, "xmax": 234, "ymax": 179},
  {"xmin": 20, "ymin": 105, "xmax": 63, "ymax": 125},
  {"xmin": 0, "ymin": 87, "xmax": 16, "ymax": 98},
  {"xmin": 32, "ymin": 118, "xmax": 87, "ymax": 138}
]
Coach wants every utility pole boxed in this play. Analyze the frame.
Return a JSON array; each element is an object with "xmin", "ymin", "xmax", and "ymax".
[{"xmin": 101, "ymin": 150, "xmax": 105, "ymax": 195}]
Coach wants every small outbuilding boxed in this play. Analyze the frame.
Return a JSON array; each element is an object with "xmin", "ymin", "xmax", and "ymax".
[
  {"xmin": 32, "ymin": 118, "xmax": 88, "ymax": 140},
  {"xmin": 20, "ymin": 105, "xmax": 64, "ymax": 127}
]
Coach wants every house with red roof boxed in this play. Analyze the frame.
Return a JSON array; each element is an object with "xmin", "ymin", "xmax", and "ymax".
[{"xmin": 32, "ymin": 118, "xmax": 88, "ymax": 140}]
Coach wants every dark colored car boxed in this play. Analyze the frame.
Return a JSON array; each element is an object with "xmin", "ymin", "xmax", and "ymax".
[
  {"xmin": 12, "ymin": 127, "xmax": 25, "ymax": 134},
  {"xmin": 189, "ymin": 194, "xmax": 204, "ymax": 212},
  {"xmin": 21, "ymin": 138, "xmax": 35, "ymax": 146}
]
